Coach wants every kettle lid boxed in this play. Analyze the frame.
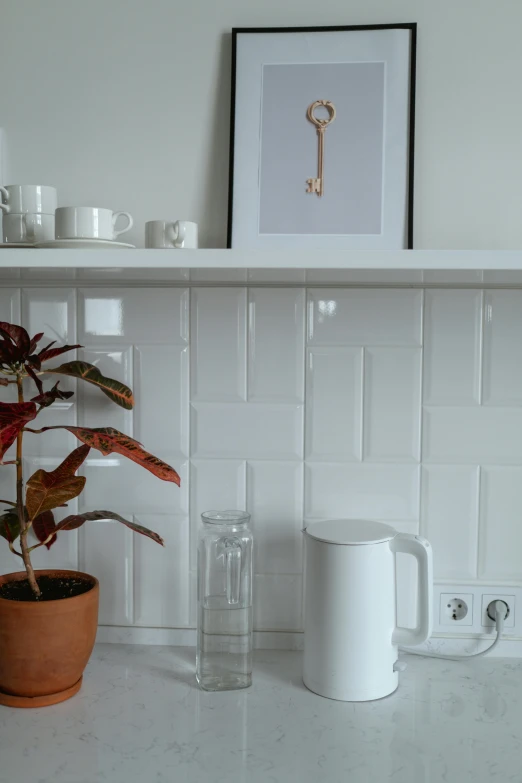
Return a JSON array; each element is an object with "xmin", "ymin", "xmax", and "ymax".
[{"xmin": 305, "ymin": 519, "xmax": 397, "ymax": 546}]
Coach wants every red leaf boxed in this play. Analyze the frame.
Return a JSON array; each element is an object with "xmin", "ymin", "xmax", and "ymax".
[
  {"xmin": 31, "ymin": 382, "xmax": 74, "ymax": 408},
  {"xmin": 54, "ymin": 509, "xmax": 164, "ymax": 546},
  {"xmin": 29, "ymin": 332, "xmax": 44, "ymax": 354},
  {"xmin": 38, "ymin": 344, "xmax": 82, "ymax": 363},
  {"xmin": 26, "ymin": 364, "xmax": 43, "ymax": 395},
  {"xmin": 27, "ymin": 354, "xmax": 42, "ymax": 371},
  {"xmin": 0, "ymin": 338, "xmax": 21, "ymax": 365},
  {"xmin": 0, "ymin": 322, "xmax": 30, "ymax": 359},
  {"xmin": 0, "ymin": 401, "xmax": 38, "ymax": 460},
  {"xmin": 25, "ymin": 445, "xmax": 90, "ymax": 519},
  {"xmin": 39, "ymin": 426, "xmax": 180, "ymax": 485},
  {"xmin": 33, "ymin": 509, "xmax": 57, "ymax": 549}
]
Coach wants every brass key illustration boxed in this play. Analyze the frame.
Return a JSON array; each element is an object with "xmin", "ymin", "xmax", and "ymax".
[{"xmin": 306, "ymin": 100, "xmax": 336, "ymax": 197}]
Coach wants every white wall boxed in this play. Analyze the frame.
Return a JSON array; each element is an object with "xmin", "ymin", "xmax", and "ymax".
[{"xmin": 2, "ymin": 0, "xmax": 522, "ymax": 248}]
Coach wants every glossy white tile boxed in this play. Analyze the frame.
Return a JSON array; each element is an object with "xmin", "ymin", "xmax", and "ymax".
[
  {"xmin": 247, "ymin": 461, "xmax": 303, "ymax": 575},
  {"xmin": 21, "ymin": 287, "xmax": 76, "ymax": 345},
  {"xmin": 189, "ymin": 459, "xmax": 246, "ymax": 568},
  {"xmin": 133, "ymin": 514, "xmax": 190, "ymax": 627},
  {"xmin": 134, "ymin": 345, "xmax": 189, "ymax": 458},
  {"xmin": 483, "ymin": 290, "xmax": 522, "ymax": 405},
  {"xmin": 479, "ymin": 467, "xmax": 522, "ymax": 580},
  {"xmin": 254, "ymin": 574, "xmax": 302, "ymax": 631},
  {"xmin": 78, "ymin": 346, "xmax": 133, "ymax": 435},
  {"xmin": 305, "ymin": 347, "xmax": 362, "ymax": 461},
  {"xmin": 423, "ymin": 290, "xmax": 482, "ymax": 405},
  {"xmin": 0, "ymin": 289, "xmax": 20, "ymax": 322},
  {"xmin": 22, "ymin": 401, "xmax": 77, "ymax": 457},
  {"xmin": 81, "ymin": 458, "xmax": 187, "ymax": 516},
  {"xmin": 191, "ymin": 402, "xmax": 303, "ymax": 460},
  {"xmin": 248, "ymin": 288, "xmax": 304, "ymax": 403},
  {"xmin": 80, "ymin": 519, "xmax": 133, "ymax": 625},
  {"xmin": 78, "ymin": 288, "xmax": 189, "ymax": 344},
  {"xmin": 364, "ymin": 347, "xmax": 421, "ymax": 462},
  {"xmin": 308, "ymin": 289, "xmax": 422, "ymax": 346},
  {"xmin": 421, "ymin": 465, "xmax": 479, "ymax": 579},
  {"xmin": 305, "ymin": 462, "xmax": 419, "ymax": 520},
  {"xmin": 423, "ymin": 406, "xmax": 522, "ymax": 464},
  {"xmin": 191, "ymin": 288, "xmax": 246, "ymax": 401}
]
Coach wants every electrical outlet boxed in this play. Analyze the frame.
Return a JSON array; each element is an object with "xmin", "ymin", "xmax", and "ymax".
[
  {"xmin": 438, "ymin": 593, "xmax": 473, "ymax": 628},
  {"xmin": 433, "ymin": 584, "xmax": 522, "ymax": 637},
  {"xmin": 481, "ymin": 593, "xmax": 515, "ymax": 629}
]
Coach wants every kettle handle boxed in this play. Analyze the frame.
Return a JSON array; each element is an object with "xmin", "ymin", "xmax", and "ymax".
[{"xmin": 390, "ymin": 533, "xmax": 433, "ymax": 646}]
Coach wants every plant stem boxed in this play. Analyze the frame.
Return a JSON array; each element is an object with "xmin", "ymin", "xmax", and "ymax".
[{"xmin": 16, "ymin": 376, "xmax": 41, "ymax": 598}]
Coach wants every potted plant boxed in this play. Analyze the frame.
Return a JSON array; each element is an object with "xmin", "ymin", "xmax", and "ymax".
[{"xmin": 0, "ymin": 321, "xmax": 180, "ymax": 707}]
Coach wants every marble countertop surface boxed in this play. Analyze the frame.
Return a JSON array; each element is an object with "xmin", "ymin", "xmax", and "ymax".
[{"xmin": 1, "ymin": 644, "xmax": 521, "ymax": 783}]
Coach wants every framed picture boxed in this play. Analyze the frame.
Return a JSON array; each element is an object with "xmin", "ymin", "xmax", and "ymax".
[{"xmin": 227, "ymin": 24, "xmax": 416, "ymax": 250}]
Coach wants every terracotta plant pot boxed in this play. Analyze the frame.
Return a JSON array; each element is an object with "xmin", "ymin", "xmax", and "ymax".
[{"xmin": 0, "ymin": 569, "xmax": 99, "ymax": 708}]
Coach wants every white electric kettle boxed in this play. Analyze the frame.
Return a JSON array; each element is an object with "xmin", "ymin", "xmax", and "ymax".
[{"xmin": 303, "ymin": 519, "xmax": 433, "ymax": 702}]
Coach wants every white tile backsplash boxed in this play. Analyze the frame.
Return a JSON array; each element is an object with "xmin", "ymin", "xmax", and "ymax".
[
  {"xmin": 2, "ymin": 284, "xmax": 522, "ymax": 636},
  {"xmin": 191, "ymin": 402, "xmax": 304, "ymax": 460},
  {"xmin": 482, "ymin": 290, "xmax": 522, "ymax": 405},
  {"xmin": 363, "ymin": 347, "xmax": 422, "ymax": 462},
  {"xmin": 305, "ymin": 463, "xmax": 420, "ymax": 521},
  {"xmin": 308, "ymin": 289, "xmax": 423, "ymax": 346},
  {"xmin": 191, "ymin": 287, "xmax": 246, "ymax": 401},
  {"xmin": 423, "ymin": 290, "xmax": 482, "ymax": 405},
  {"xmin": 306, "ymin": 347, "xmax": 363, "ymax": 462},
  {"xmin": 423, "ymin": 406, "xmax": 522, "ymax": 464},
  {"xmin": 248, "ymin": 288, "xmax": 305, "ymax": 403},
  {"xmin": 421, "ymin": 465, "xmax": 479, "ymax": 579}
]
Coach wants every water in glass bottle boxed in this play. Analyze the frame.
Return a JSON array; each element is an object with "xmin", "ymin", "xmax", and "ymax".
[{"xmin": 196, "ymin": 510, "xmax": 253, "ymax": 691}]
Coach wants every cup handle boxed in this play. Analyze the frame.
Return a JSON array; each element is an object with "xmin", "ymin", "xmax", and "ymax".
[
  {"xmin": 112, "ymin": 211, "xmax": 134, "ymax": 238},
  {"xmin": 22, "ymin": 214, "xmax": 36, "ymax": 242},
  {"xmin": 0, "ymin": 187, "xmax": 10, "ymax": 214},
  {"xmin": 173, "ymin": 220, "xmax": 186, "ymax": 249}
]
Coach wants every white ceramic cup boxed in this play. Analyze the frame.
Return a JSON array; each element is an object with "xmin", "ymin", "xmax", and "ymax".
[
  {"xmin": 2, "ymin": 213, "xmax": 55, "ymax": 244},
  {"xmin": 0, "ymin": 185, "xmax": 57, "ymax": 215},
  {"xmin": 55, "ymin": 207, "xmax": 134, "ymax": 241},
  {"xmin": 145, "ymin": 220, "xmax": 198, "ymax": 249}
]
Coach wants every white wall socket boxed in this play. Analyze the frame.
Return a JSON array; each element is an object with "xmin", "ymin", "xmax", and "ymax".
[{"xmin": 433, "ymin": 584, "xmax": 522, "ymax": 637}]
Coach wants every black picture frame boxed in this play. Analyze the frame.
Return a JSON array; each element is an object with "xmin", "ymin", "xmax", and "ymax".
[{"xmin": 227, "ymin": 23, "xmax": 417, "ymax": 250}]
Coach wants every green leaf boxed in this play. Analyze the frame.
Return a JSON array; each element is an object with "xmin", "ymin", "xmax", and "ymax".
[
  {"xmin": 45, "ymin": 361, "xmax": 134, "ymax": 409},
  {"xmin": 0, "ymin": 510, "xmax": 21, "ymax": 543}
]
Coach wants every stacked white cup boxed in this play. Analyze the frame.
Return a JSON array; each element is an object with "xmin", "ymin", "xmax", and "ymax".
[{"xmin": 0, "ymin": 185, "xmax": 57, "ymax": 244}]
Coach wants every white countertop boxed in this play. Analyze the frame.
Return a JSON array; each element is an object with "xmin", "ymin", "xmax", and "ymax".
[{"xmin": 1, "ymin": 644, "xmax": 521, "ymax": 783}]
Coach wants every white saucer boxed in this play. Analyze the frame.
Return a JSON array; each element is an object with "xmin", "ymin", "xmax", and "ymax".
[
  {"xmin": 0, "ymin": 242, "xmax": 36, "ymax": 248},
  {"xmin": 35, "ymin": 238, "xmax": 135, "ymax": 249}
]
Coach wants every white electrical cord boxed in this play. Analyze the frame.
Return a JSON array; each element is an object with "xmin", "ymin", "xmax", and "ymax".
[{"xmin": 401, "ymin": 600, "xmax": 507, "ymax": 662}]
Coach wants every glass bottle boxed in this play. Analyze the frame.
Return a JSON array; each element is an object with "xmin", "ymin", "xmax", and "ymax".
[{"xmin": 196, "ymin": 510, "xmax": 253, "ymax": 691}]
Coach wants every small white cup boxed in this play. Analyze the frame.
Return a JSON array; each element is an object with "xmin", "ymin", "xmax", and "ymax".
[
  {"xmin": 0, "ymin": 185, "xmax": 57, "ymax": 215},
  {"xmin": 3, "ymin": 213, "xmax": 55, "ymax": 244},
  {"xmin": 145, "ymin": 220, "xmax": 198, "ymax": 249},
  {"xmin": 55, "ymin": 207, "xmax": 134, "ymax": 241}
]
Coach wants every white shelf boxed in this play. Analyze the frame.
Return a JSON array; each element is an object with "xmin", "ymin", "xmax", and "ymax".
[{"xmin": 2, "ymin": 249, "xmax": 522, "ymax": 286}]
